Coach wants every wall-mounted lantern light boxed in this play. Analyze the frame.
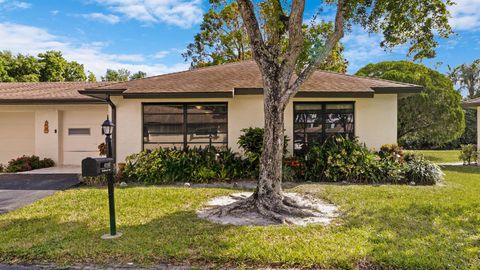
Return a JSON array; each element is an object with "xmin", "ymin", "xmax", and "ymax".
[{"xmin": 43, "ymin": 120, "xmax": 49, "ymax": 134}]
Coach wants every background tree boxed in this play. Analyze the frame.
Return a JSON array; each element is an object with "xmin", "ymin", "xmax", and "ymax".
[
  {"xmin": 101, "ymin": 68, "xmax": 146, "ymax": 81},
  {"xmin": 101, "ymin": 68, "xmax": 130, "ymax": 81},
  {"xmin": 130, "ymin": 71, "xmax": 147, "ymax": 80},
  {"xmin": 446, "ymin": 59, "xmax": 479, "ymax": 149},
  {"xmin": 64, "ymin": 61, "xmax": 87, "ymax": 81},
  {"xmin": 449, "ymin": 59, "xmax": 480, "ymax": 98},
  {"xmin": 208, "ymin": 0, "xmax": 452, "ymax": 222},
  {"xmin": 0, "ymin": 50, "xmax": 86, "ymax": 82},
  {"xmin": 0, "ymin": 51, "xmax": 41, "ymax": 82},
  {"xmin": 183, "ymin": 1, "xmax": 348, "ymax": 72},
  {"xmin": 356, "ymin": 61, "xmax": 465, "ymax": 147},
  {"xmin": 87, "ymin": 71, "xmax": 97, "ymax": 82}
]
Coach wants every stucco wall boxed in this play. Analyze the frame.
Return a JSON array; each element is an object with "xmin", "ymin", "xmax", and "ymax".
[
  {"xmin": 112, "ymin": 94, "xmax": 398, "ymax": 162},
  {"xmin": 0, "ymin": 104, "xmax": 107, "ymax": 165},
  {"xmin": 0, "ymin": 112, "xmax": 35, "ymax": 164}
]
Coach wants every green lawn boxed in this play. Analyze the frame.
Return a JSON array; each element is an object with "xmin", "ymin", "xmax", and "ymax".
[
  {"xmin": 1, "ymin": 166, "xmax": 480, "ymax": 269},
  {"xmin": 411, "ymin": 150, "xmax": 461, "ymax": 163}
]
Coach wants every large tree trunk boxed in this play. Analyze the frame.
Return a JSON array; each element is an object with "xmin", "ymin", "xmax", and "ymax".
[
  {"xmin": 254, "ymin": 72, "xmax": 286, "ymax": 208},
  {"xmin": 211, "ymin": 67, "xmax": 321, "ymax": 224}
]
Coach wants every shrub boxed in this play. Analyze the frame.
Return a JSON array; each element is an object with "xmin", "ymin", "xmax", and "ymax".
[
  {"xmin": 283, "ymin": 157, "xmax": 305, "ymax": 181},
  {"xmin": 403, "ymin": 155, "xmax": 444, "ymax": 185},
  {"xmin": 0, "ymin": 164, "xmax": 4, "ymax": 173},
  {"xmin": 123, "ymin": 147, "xmax": 249, "ymax": 184},
  {"xmin": 81, "ymin": 176, "xmax": 107, "ymax": 185},
  {"xmin": 301, "ymin": 136, "xmax": 401, "ymax": 183},
  {"xmin": 378, "ymin": 144, "xmax": 404, "ymax": 163},
  {"xmin": 6, "ymin": 155, "xmax": 55, "ymax": 172},
  {"xmin": 459, "ymin": 144, "xmax": 478, "ymax": 165},
  {"xmin": 300, "ymin": 136, "xmax": 437, "ymax": 185}
]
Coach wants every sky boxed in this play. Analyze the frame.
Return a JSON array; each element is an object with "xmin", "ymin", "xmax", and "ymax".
[{"xmin": 0, "ymin": 0, "xmax": 479, "ymax": 84}]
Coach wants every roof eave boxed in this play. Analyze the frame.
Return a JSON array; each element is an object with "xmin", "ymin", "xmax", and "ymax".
[
  {"xmin": 122, "ymin": 92, "xmax": 233, "ymax": 99},
  {"xmin": 234, "ymin": 88, "xmax": 375, "ymax": 98},
  {"xmin": 371, "ymin": 86, "xmax": 423, "ymax": 94},
  {"xmin": 462, "ymin": 102, "xmax": 480, "ymax": 108},
  {"xmin": 0, "ymin": 99, "xmax": 106, "ymax": 105},
  {"xmin": 78, "ymin": 88, "xmax": 127, "ymax": 101}
]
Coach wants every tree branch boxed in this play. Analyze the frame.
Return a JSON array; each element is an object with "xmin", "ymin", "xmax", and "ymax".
[
  {"xmin": 280, "ymin": 0, "xmax": 305, "ymax": 85},
  {"xmin": 280, "ymin": 0, "xmax": 349, "ymax": 108},
  {"xmin": 236, "ymin": 0, "xmax": 269, "ymax": 65}
]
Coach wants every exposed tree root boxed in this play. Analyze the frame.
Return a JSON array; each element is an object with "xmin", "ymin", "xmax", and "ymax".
[{"xmin": 204, "ymin": 192, "xmax": 335, "ymax": 225}]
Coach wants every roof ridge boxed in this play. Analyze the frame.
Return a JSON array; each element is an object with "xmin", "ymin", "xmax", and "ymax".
[
  {"xmin": 0, "ymin": 81, "xmax": 115, "ymax": 85},
  {"xmin": 86, "ymin": 61, "xmax": 256, "ymax": 90},
  {"xmin": 316, "ymin": 69, "xmax": 419, "ymax": 87},
  {"xmin": 141, "ymin": 60, "xmax": 255, "ymax": 79}
]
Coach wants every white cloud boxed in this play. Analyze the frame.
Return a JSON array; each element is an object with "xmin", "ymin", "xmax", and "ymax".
[
  {"xmin": 449, "ymin": 0, "xmax": 480, "ymax": 31},
  {"xmin": 0, "ymin": 1, "xmax": 31, "ymax": 10},
  {"xmin": 0, "ymin": 22, "xmax": 189, "ymax": 77},
  {"xmin": 153, "ymin": 50, "xmax": 169, "ymax": 59},
  {"xmin": 110, "ymin": 53, "xmax": 145, "ymax": 62},
  {"xmin": 81, "ymin": 12, "xmax": 120, "ymax": 24},
  {"xmin": 91, "ymin": 0, "xmax": 203, "ymax": 28}
]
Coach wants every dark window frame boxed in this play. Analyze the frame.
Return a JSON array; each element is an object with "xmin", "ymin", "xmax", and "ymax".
[
  {"xmin": 142, "ymin": 102, "xmax": 228, "ymax": 150},
  {"xmin": 293, "ymin": 101, "xmax": 355, "ymax": 155}
]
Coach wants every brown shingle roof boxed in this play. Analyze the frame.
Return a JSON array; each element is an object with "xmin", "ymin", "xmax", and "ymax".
[
  {"xmin": 462, "ymin": 97, "xmax": 480, "ymax": 107},
  {"xmin": 0, "ymin": 82, "xmax": 113, "ymax": 103},
  {"xmin": 86, "ymin": 60, "xmax": 422, "ymax": 97}
]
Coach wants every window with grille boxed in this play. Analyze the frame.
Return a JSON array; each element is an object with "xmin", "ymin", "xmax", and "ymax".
[
  {"xmin": 293, "ymin": 102, "xmax": 354, "ymax": 155},
  {"xmin": 143, "ymin": 103, "xmax": 228, "ymax": 150}
]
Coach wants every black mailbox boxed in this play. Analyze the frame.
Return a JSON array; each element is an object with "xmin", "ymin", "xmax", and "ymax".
[{"xmin": 82, "ymin": 157, "xmax": 114, "ymax": 177}]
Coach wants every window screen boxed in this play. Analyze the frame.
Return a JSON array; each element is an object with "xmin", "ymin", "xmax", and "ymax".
[
  {"xmin": 143, "ymin": 103, "xmax": 228, "ymax": 149},
  {"xmin": 294, "ymin": 102, "xmax": 354, "ymax": 155}
]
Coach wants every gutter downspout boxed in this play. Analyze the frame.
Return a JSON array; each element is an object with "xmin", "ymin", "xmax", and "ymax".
[
  {"xmin": 86, "ymin": 94, "xmax": 117, "ymax": 163},
  {"xmin": 105, "ymin": 95, "xmax": 117, "ymax": 163}
]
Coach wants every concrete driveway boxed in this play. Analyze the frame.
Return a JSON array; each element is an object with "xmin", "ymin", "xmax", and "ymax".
[{"xmin": 0, "ymin": 174, "xmax": 80, "ymax": 214}]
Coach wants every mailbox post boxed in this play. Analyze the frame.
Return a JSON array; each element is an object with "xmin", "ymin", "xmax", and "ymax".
[
  {"xmin": 102, "ymin": 117, "xmax": 120, "ymax": 239},
  {"xmin": 82, "ymin": 116, "xmax": 121, "ymax": 239}
]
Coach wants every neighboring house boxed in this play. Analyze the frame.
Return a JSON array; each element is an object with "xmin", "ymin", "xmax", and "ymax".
[
  {"xmin": 462, "ymin": 97, "xmax": 480, "ymax": 152},
  {"xmin": 0, "ymin": 82, "xmax": 110, "ymax": 165},
  {"xmin": 0, "ymin": 61, "xmax": 422, "ymax": 166}
]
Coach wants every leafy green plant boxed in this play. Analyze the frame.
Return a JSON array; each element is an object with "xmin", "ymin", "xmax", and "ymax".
[
  {"xmin": 238, "ymin": 127, "xmax": 289, "ymax": 178},
  {"xmin": 300, "ymin": 136, "xmax": 436, "ymax": 185},
  {"xmin": 6, "ymin": 155, "xmax": 55, "ymax": 172},
  {"xmin": 459, "ymin": 144, "xmax": 478, "ymax": 165},
  {"xmin": 123, "ymin": 147, "xmax": 249, "ymax": 184},
  {"xmin": 81, "ymin": 176, "xmax": 107, "ymax": 186},
  {"xmin": 402, "ymin": 155, "xmax": 444, "ymax": 185}
]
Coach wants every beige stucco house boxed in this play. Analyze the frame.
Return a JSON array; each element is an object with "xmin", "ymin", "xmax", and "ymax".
[
  {"xmin": 462, "ymin": 97, "xmax": 480, "ymax": 152},
  {"xmin": 0, "ymin": 61, "xmax": 421, "ymax": 166}
]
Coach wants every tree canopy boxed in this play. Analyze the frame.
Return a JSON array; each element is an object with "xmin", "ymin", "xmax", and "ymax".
[
  {"xmin": 449, "ymin": 59, "xmax": 480, "ymax": 99},
  {"xmin": 356, "ymin": 61, "xmax": 465, "ymax": 147},
  {"xmin": 101, "ymin": 69, "xmax": 147, "ymax": 81},
  {"xmin": 0, "ymin": 50, "xmax": 86, "ymax": 82},
  {"xmin": 183, "ymin": 1, "xmax": 348, "ymax": 72}
]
